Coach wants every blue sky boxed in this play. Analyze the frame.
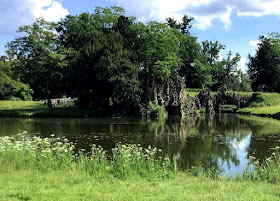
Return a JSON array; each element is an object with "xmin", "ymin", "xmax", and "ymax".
[{"xmin": 1, "ymin": 0, "xmax": 280, "ymax": 71}]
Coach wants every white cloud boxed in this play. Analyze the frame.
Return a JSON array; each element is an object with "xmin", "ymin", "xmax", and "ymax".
[
  {"xmin": 113, "ymin": 0, "xmax": 280, "ymax": 30},
  {"xmin": 249, "ymin": 39, "xmax": 261, "ymax": 56},
  {"xmin": 249, "ymin": 40, "xmax": 260, "ymax": 48},
  {"xmin": 33, "ymin": 0, "xmax": 69, "ymax": 22},
  {"xmin": 0, "ymin": 0, "xmax": 68, "ymax": 36},
  {"xmin": 237, "ymin": 54, "xmax": 247, "ymax": 73}
]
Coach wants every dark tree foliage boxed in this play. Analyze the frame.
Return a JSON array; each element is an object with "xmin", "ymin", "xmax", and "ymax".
[
  {"xmin": 56, "ymin": 7, "xmax": 140, "ymax": 113},
  {"xmin": 166, "ymin": 15, "xmax": 194, "ymax": 35},
  {"xmin": 248, "ymin": 34, "xmax": 280, "ymax": 92}
]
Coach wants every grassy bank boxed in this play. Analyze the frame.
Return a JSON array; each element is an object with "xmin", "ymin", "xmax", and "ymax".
[
  {"xmin": 1, "ymin": 169, "xmax": 280, "ymax": 201},
  {"xmin": 0, "ymin": 101, "xmax": 39, "ymax": 110},
  {"xmin": 238, "ymin": 93, "xmax": 280, "ymax": 117},
  {"xmin": 0, "ymin": 132, "xmax": 280, "ymax": 200},
  {"xmin": 0, "ymin": 101, "xmax": 103, "ymax": 118},
  {"xmin": 186, "ymin": 90, "xmax": 252, "ymax": 98}
]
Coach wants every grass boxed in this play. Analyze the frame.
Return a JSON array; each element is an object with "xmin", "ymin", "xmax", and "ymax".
[
  {"xmin": 186, "ymin": 89, "xmax": 251, "ymax": 98},
  {"xmin": 0, "ymin": 169, "xmax": 280, "ymax": 201},
  {"xmin": 238, "ymin": 93, "xmax": 280, "ymax": 117},
  {"xmin": 221, "ymin": 104, "xmax": 237, "ymax": 112},
  {"xmin": 0, "ymin": 132, "xmax": 280, "ymax": 200},
  {"xmin": 0, "ymin": 101, "xmax": 104, "ymax": 118},
  {"xmin": 0, "ymin": 101, "xmax": 39, "ymax": 110},
  {"xmin": 0, "ymin": 132, "xmax": 175, "ymax": 179},
  {"xmin": 243, "ymin": 146, "xmax": 280, "ymax": 184}
]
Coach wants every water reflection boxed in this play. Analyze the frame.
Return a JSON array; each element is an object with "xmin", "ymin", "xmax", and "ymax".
[{"xmin": 0, "ymin": 114, "xmax": 280, "ymax": 175}]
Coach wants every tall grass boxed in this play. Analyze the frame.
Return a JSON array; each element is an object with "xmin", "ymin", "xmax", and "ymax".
[
  {"xmin": 243, "ymin": 146, "xmax": 280, "ymax": 184},
  {"xmin": 1, "ymin": 132, "xmax": 280, "ymax": 183},
  {"xmin": 0, "ymin": 132, "xmax": 176, "ymax": 179}
]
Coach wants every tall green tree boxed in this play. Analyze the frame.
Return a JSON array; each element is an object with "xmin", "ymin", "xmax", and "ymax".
[
  {"xmin": 201, "ymin": 41, "xmax": 241, "ymax": 91},
  {"xmin": 133, "ymin": 21, "xmax": 181, "ymax": 102},
  {"xmin": 57, "ymin": 7, "xmax": 141, "ymax": 113},
  {"xmin": 211, "ymin": 51, "xmax": 241, "ymax": 91},
  {"xmin": 6, "ymin": 18, "xmax": 67, "ymax": 107},
  {"xmin": 248, "ymin": 33, "xmax": 280, "ymax": 92}
]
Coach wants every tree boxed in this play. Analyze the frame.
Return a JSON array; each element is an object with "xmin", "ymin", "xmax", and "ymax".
[
  {"xmin": 6, "ymin": 18, "xmax": 67, "ymax": 107},
  {"xmin": 211, "ymin": 51, "xmax": 241, "ymax": 91},
  {"xmin": 248, "ymin": 33, "xmax": 280, "ymax": 92},
  {"xmin": 200, "ymin": 41, "xmax": 242, "ymax": 91},
  {"xmin": 0, "ymin": 59, "xmax": 32, "ymax": 100},
  {"xmin": 228, "ymin": 70, "xmax": 252, "ymax": 92},
  {"xmin": 57, "ymin": 7, "xmax": 141, "ymax": 113},
  {"xmin": 133, "ymin": 21, "xmax": 181, "ymax": 102},
  {"xmin": 166, "ymin": 15, "xmax": 194, "ymax": 35}
]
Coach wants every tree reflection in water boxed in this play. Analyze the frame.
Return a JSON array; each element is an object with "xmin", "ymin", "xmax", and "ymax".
[{"xmin": 0, "ymin": 114, "xmax": 280, "ymax": 175}]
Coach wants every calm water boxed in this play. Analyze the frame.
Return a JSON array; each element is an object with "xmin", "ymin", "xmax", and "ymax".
[{"xmin": 1, "ymin": 114, "xmax": 280, "ymax": 176}]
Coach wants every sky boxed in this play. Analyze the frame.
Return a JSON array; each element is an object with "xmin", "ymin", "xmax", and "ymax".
[{"xmin": 0, "ymin": 0, "xmax": 280, "ymax": 72}]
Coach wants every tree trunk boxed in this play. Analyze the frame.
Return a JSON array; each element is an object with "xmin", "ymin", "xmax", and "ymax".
[{"xmin": 46, "ymin": 85, "xmax": 52, "ymax": 109}]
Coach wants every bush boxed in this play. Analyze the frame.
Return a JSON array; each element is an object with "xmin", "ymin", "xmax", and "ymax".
[{"xmin": 139, "ymin": 101, "xmax": 167, "ymax": 119}]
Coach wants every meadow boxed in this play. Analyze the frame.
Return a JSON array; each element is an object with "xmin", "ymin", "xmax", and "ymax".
[
  {"xmin": 0, "ymin": 101, "xmax": 101, "ymax": 118},
  {"xmin": 238, "ymin": 93, "xmax": 280, "ymax": 117}
]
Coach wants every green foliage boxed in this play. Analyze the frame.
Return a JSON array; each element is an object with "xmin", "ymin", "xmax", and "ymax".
[
  {"xmin": 57, "ymin": 8, "xmax": 140, "ymax": 112},
  {"xmin": 166, "ymin": 15, "xmax": 194, "ymax": 35},
  {"xmin": 210, "ymin": 51, "xmax": 241, "ymax": 91},
  {"xmin": 140, "ymin": 101, "xmax": 167, "ymax": 119},
  {"xmin": 0, "ymin": 132, "xmax": 74, "ymax": 171},
  {"xmin": 0, "ymin": 60, "xmax": 32, "ymax": 100},
  {"xmin": 248, "ymin": 33, "xmax": 280, "ymax": 92},
  {"xmin": 6, "ymin": 18, "xmax": 67, "ymax": 101},
  {"xmin": 3, "ymin": 6, "xmax": 254, "ymax": 115},
  {"xmin": 228, "ymin": 70, "xmax": 252, "ymax": 92}
]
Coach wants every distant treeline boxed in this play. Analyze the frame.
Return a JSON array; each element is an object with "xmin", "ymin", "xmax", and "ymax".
[{"xmin": 0, "ymin": 6, "xmax": 279, "ymax": 115}]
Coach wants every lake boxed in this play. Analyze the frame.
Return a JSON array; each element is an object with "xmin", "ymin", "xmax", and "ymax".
[{"xmin": 1, "ymin": 113, "xmax": 280, "ymax": 176}]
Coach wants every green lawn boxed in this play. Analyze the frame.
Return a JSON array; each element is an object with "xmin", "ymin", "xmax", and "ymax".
[
  {"xmin": 0, "ymin": 100, "xmax": 99, "ymax": 118},
  {"xmin": 186, "ymin": 90, "xmax": 251, "ymax": 98},
  {"xmin": 0, "ymin": 169, "xmax": 279, "ymax": 201},
  {"xmin": 238, "ymin": 105, "xmax": 280, "ymax": 115},
  {"xmin": 238, "ymin": 93, "xmax": 280, "ymax": 116},
  {"xmin": 0, "ymin": 101, "xmax": 39, "ymax": 110}
]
